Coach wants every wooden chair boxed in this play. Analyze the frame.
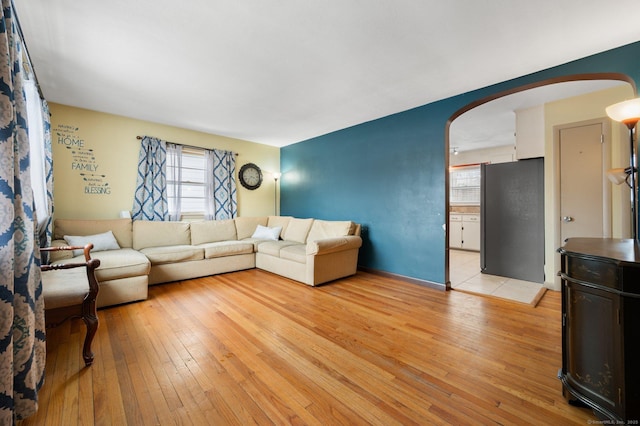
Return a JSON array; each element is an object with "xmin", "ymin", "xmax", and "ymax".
[{"xmin": 40, "ymin": 243, "xmax": 101, "ymax": 366}]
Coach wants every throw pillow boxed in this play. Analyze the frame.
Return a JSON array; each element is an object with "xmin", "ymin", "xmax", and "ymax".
[
  {"xmin": 64, "ymin": 230, "xmax": 121, "ymax": 256},
  {"xmin": 251, "ymin": 225, "xmax": 282, "ymax": 241}
]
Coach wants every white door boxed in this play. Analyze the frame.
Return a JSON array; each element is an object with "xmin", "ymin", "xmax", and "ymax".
[{"xmin": 559, "ymin": 122, "xmax": 608, "ymax": 242}]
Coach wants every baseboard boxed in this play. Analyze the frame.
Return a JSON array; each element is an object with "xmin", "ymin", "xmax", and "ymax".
[{"xmin": 357, "ymin": 266, "xmax": 447, "ymax": 291}]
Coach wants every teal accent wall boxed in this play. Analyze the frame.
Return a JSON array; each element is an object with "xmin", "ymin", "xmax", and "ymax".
[{"xmin": 281, "ymin": 41, "xmax": 640, "ymax": 285}]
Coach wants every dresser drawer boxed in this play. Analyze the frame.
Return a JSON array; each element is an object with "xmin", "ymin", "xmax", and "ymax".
[{"xmin": 566, "ymin": 256, "xmax": 619, "ymax": 290}]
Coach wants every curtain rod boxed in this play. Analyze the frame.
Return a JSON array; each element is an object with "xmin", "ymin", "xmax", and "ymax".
[{"xmin": 136, "ymin": 135, "xmax": 238, "ymax": 156}]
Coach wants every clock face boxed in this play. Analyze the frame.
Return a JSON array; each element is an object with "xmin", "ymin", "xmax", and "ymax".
[{"xmin": 239, "ymin": 163, "xmax": 263, "ymax": 190}]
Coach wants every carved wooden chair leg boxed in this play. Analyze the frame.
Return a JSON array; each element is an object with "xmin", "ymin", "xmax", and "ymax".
[
  {"xmin": 80, "ymin": 253, "xmax": 100, "ymax": 366},
  {"xmin": 81, "ymin": 305, "xmax": 99, "ymax": 366}
]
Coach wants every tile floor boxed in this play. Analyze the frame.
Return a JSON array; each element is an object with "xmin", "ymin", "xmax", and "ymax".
[{"xmin": 449, "ymin": 249, "xmax": 546, "ymax": 306}]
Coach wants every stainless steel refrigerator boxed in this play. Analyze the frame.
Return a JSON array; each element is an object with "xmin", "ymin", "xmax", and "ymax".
[{"xmin": 480, "ymin": 158, "xmax": 545, "ymax": 283}]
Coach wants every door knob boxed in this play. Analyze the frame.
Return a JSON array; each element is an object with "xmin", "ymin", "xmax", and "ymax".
[{"xmin": 562, "ymin": 216, "xmax": 574, "ymax": 223}]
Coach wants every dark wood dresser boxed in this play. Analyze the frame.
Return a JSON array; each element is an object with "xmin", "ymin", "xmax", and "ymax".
[{"xmin": 558, "ymin": 238, "xmax": 640, "ymax": 422}]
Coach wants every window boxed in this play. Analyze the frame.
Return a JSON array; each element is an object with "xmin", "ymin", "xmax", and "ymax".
[
  {"xmin": 133, "ymin": 138, "xmax": 236, "ymax": 221},
  {"xmin": 25, "ymin": 79, "xmax": 50, "ymax": 230},
  {"xmin": 167, "ymin": 146, "xmax": 207, "ymax": 217},
  {"xmin": 450, "ymin": 164, "xmax": 481, "ymax": 205}
]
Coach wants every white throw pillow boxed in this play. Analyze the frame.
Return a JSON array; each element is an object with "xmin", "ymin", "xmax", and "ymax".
[
  {"xmin": 64, "ymin": 230, "xmax": 121, "ymax": 256},
  {"xmin": 251, "ymin": 225, "xmax": 282, "ymax": 241}
]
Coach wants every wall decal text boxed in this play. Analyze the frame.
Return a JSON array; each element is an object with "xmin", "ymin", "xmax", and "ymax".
[{"xmin": 56, "ymin": 124, "xmax": 111, "ymax": 195}]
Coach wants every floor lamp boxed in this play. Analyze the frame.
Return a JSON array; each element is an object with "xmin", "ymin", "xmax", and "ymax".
[
  {"xmin": 273, "ymin": 172, "xmax": 281, "ymax": 216},
  {"xmin": 606, "ymin": 98, "xmax": 640, "ymax": 241}
]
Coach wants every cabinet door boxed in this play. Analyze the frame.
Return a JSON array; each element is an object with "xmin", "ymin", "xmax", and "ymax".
[
  {"xmin": 450, "ymin": 215, "xmax": 462, "ymax": 249},
  {"xmin": 564, "ymin": 280, "xmax": 623, "ymax": 417},
  {"xmin": 462, "ymin": 215, "xmax": 480, "ymax": 251}
]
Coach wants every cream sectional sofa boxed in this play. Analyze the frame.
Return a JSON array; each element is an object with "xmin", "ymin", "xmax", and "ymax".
[{"xmin": 50, "ymin": 216, "xmax": 362, "ymax": 308}]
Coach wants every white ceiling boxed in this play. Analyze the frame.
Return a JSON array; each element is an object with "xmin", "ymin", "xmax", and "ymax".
[
  {"xmin": 15, "ymin": 1, "xmax": 640, "ymax": 147},
  {"xmin": 450, "ymin": 79, "xmax": 629, "ymax": 152}
]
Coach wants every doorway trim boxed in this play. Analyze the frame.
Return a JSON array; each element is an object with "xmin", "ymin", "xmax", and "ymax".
[{"xmin": 444, "ymin": 72, "xmax": 636, "ymax": 290}]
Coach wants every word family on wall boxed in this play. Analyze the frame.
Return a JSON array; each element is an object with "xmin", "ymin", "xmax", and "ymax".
[{"xmin": 56, "ymin": 124, "xmax": 111, "ymax": 195}]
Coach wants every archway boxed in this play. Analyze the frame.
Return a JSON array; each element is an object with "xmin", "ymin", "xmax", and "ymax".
[{"xmin": 444, "ymin": 73, "xmax": 637, "ymax": 291}]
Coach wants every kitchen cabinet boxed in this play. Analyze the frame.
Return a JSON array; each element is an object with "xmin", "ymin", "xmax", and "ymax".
[
  {"xmin": 558, "ymin": 238, "xmax": 640, "ymax": 422},
  {"xmin": 449, "ymin": 214, "xmax": 480, "ymax": 251},
  {"xmin": 515, "ymin": 104, "xmax": 544, "ymax": 159}
]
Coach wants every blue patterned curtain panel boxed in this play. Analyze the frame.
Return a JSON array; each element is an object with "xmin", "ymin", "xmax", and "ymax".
[
  {"xmin": 0, "ymin": 0, "xmax": 47, "ymax": 421},
  {"xmin": 205, "ymin": 149, "xmax": 237, "ymax": 220},
  {"xmin": 132, "ymin": 136, "xmax": 169, "ymax": 221}
]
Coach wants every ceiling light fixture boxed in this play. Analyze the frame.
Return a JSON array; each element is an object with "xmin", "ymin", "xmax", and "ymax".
[{"xmin": 606, "ymin": 98, "xmax": 640, "ymax": 241}]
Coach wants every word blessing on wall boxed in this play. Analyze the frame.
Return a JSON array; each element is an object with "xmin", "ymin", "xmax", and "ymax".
[{"xmin": 56, "ymin": 124, "xmax": 111, "ymax": 195}]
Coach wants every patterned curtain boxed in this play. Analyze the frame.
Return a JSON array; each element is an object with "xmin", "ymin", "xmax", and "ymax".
[
  {"xmin": 0, "ymin": 0, "xmax": 47, "ymax": 422},
  {"xmin": 204, "ymin": 149, "xmax": 237, "ymax": 220},
  {"xmin": 132, "ymin": 136, "xmax": 169, "ymax": 221}
]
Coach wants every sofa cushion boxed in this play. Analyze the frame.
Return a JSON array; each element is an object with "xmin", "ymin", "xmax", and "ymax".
[
  {"xmin": 282, "ymin": 218, "xmax": 314, "ymax": 244},
  {"xmin": 54, "ymin": 218, "xmax": 133, "ymax": 248},
  {"xmin": 267, "ymin": 216, "xmax": 292, "ymax": 236},
  {"xmin": 198, "ymin": 241, "xmax": 255, "ymax": 259},
  {"xmin": 235, "ymin": 217, "xmax": 268, "ymax": 240},
  {"xmin": 52, "ymin": 248, "xmax": 150, "ymax": 282},
  {"xmin": 133, "ymin": 220, "xmax": 191, "ymax": 250},
  {"xmin": 279, "ymin": 244, "xmax": 307, "ymax": 264},
  {"xmin": 239, "ymin": 238, "xmax": 269, "ymax": 251},
  {"xmin": 139, "ymin": 245, "xmax": 204, "ymax": 265},
  {"xmin": 257, "ymin": 240, "xmax": 299, "ymax": 257},
  {"xmin": 190, "ymin": 219, "xmax": 237, "ymax": 245},
  {"xmin": 307, "ymin": 220, "xmax": 354, "ymax": 241}
]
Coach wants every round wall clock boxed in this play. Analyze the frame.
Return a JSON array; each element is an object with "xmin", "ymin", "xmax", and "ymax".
[{"xmin": 239, "ymin": 163, "xmax": 263, "ymax": 190}]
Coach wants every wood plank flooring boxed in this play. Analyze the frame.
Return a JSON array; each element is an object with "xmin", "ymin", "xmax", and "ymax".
[{"xmin": 18, "ymin": 269, "xmax": 597, "ymax": 425}]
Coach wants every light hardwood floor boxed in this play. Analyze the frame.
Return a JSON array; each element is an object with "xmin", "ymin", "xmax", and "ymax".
[{"xmin": 19, "ymin": 269, "xmax": 597, "ymax": 425}]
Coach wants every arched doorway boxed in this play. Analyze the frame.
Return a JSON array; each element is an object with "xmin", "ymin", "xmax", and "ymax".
[{"xmin": 444, "ymin": 73, "xmax": 636, "ymax": 292}]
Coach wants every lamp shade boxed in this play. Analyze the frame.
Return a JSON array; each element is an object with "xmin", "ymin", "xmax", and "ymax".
[
  {"xmin": 606, "ymin": 98, "xmax": 640, "ymax": 125},
  {"xmin": 606, "ymin": 168, "xmax": 629, "ymax": 186}
]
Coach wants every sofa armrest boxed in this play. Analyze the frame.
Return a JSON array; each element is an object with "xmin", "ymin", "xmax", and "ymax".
[{"xmin": 306, "ymin": 236, "xmax": 362, "ymax": 256}]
